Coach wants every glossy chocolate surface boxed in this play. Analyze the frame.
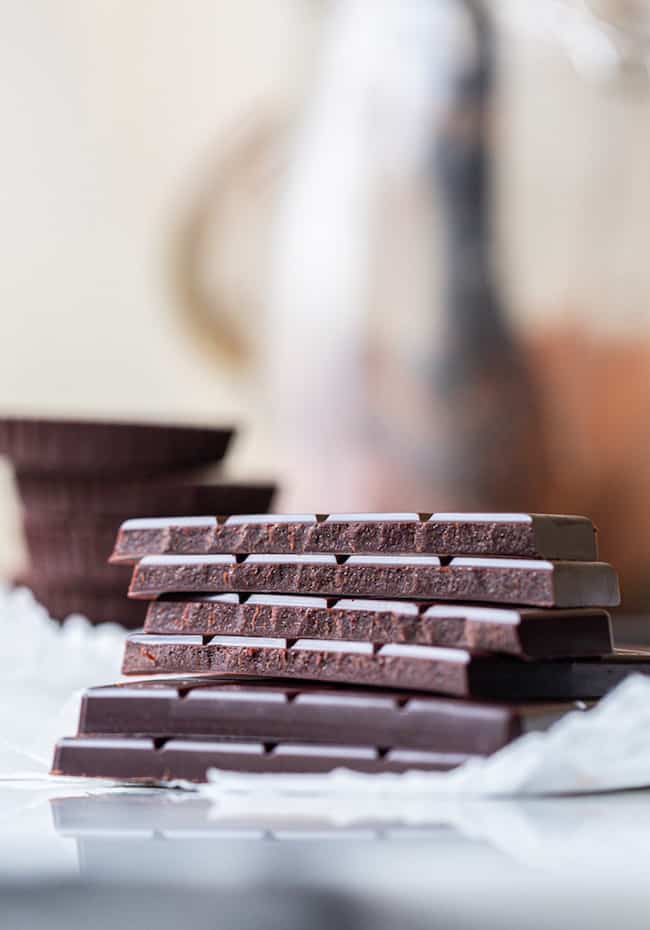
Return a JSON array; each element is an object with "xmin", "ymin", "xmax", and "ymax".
[
  {"xmin": 52, "ymin": 735, "xmax": 471, "ymax": 782},
  {"xmin": 78, "ymin": 677, "xmax": 581, "ymax": 754}
]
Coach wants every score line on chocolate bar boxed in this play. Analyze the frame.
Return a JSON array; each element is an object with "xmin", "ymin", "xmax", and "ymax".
[
  {"xmin": 75, "ymin": 677, "xmax": 589, "ymax": 758},
  {"xmin": 51, "ymin": 736, "xmax": 471, "ymax": 781}
]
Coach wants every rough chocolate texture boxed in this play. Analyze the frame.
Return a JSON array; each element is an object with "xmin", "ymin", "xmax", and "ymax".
[
  {"xmin": 51, "ymin": 736, "xmax": 469, "ymax": 782},
  {"xmin": 0, "ymin": 417, "xmax": 233, "ymax": 474},
  {"xmin": 129, "ymin": 556, "xmax": 620, "ymax": 608},
  {"xmin": 121, "ymin": 637, "xmax": 649, "ymax": 699},
  {"xmin": 111, "ymin": 513, "xmax": 597, "ymax": 562},
  {"xmin": 122, "ymin": 637, "xmax": 470, "ymax": 695},
  {"xmin": 144, "ymin": 597, "xmax": 613, "ymax": 658},
  {"xmin": 77, "ymin": 678, "xmax": 581, "ymax": 755}
]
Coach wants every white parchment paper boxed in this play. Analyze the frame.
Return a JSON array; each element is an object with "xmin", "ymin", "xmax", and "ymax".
[{"xmin": 0, "ymin": 584, "xmax": 126, "ymax": 779}]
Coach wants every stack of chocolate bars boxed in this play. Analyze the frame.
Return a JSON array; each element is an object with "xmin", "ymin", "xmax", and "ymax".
[
  {"xmin": 54, "ymin": 512, "xmax": 644, "ymax": 783},
  {"xmin": 0, "ymin": 417, "xmax": 274, "ymax": 626}
]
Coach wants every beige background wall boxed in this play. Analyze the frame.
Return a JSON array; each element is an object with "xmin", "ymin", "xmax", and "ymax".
[
  {"xmin": 0, "ymin": 0, "xmax": 307, "ymax": 425},
  {"xmin": 0, "ymin": 0, "xmax": 312, "ymax": 575}
]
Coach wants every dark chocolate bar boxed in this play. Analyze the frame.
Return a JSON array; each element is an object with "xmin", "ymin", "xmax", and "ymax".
[
  {"xmin": 0, "ymin": 417, "xmax": 232, "ymax": 474},
  {"xmin": 51, "ymin": 736, "xmax": 470, "ymax": 782},
  {"xmin": 144, "ymin": 595, "xmax": 613, "ymax": 658},
  {"xmin": 128, "ymin": 554, "xmax": 620, "ymax": 608},
  {"xmin": 17, "ymin": 477, "xmax": 274, "ymax": 517},
  {"xmin": 111, "ymin": 512, "xmax": 598, "ymax": 562},
  {"xmin": 122, "ymin": 634, "xmax": 650, "ymax": 699},
  {"xmin": 77, "ymin": 677, "xmax": 584, "ymax": 755}
]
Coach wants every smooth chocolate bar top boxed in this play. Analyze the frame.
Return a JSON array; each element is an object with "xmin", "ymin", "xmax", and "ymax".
[
  {"xmin": 111, "ymin": 512, "xmax": 598, "ymax": 562},
  {"xmin": 144, "ymin": 595, "xmax": 613, "ymax": 658},
  {"xmin": 77, "ymin": 677, "xmax": 585, "ymax": 756},
  {"xmin": 51, "ymin": 736, "xmax": 471, "ymax": 782},
  {"xmin": 128, "ymin": 554, "xmax": 620, "ymax": 609},
  {"xmin": 0, "ymin": 416, "xmax": 233, "ymax": 474},
  {"xmin": 122, "ymin": 634, "xmax": 650, "ymax": 700}
]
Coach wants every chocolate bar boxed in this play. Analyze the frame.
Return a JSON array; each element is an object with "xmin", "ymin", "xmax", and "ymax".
[
  {"xmin": 51, "ymin": 736, "xmax": 471, "ymax": 781},
  {"xmin": 111, "ymin": 512, "xmax": 598, "ymax": 562},
  {"xmin": 144, "ymin": 595, "xmax": 613, "ymax": 658},
  {"xmin": 128, "ymin": 555, "xmax": 620, "ymax": 608},
  {"xmin": 17, "ymin": 478, "xmax": 275, "ymax": 517},
  {"xmin": 77, "ymin": 678, "xmax": 584, "ymax": 755},
  {"xmin": 0, "ymin": 417, "xmax": 232, "ymax": 474},
  {"xmin": 122, "ymin": 634, "xmax": 649, "ymax": 699}
]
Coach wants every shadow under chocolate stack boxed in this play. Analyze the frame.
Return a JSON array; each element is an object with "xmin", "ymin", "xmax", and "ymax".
[{"xmin": 0, "ymin": 417, "xmax": 274, "ymax": 626}]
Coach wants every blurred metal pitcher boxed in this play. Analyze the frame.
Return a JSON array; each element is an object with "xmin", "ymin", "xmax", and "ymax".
[{"xmin": 171, "ymin": 0, "xmax": 541, "ymax": 511}]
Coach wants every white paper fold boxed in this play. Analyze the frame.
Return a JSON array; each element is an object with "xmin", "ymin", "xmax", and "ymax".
[{"xmin": 0, "ymin": 584, "xmax": 126, "ymax": 778}]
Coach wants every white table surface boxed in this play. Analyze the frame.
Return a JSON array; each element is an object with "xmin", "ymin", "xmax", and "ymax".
[{"xmin": 2, "ymin": 781, "xmax": 650, "ymax": 929}]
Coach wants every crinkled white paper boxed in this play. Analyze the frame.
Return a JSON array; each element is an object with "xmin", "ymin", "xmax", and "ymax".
[
  {"xmin": 0, "ymin": 584, "xmax": 126, "ymax": 778},
  {"xmin": 202, "ymin": 675, "xmax": 650, "ymax": 817}
]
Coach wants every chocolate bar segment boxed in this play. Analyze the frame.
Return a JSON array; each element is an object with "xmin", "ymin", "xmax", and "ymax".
[
  {"xmin": 77, "ymin": 678, "xmax": 584, "ymax": 755},
  {"xmin": 121, "ymin": 634, "xmax": 475, "ymax": 695},
  {"xmin": 128, "ymin": 555, "xmax": 620, "ymax": 608},
  {"xmin": 144, "ymin": 595, "xmax": 613, "ymax": 658},
  {"xmin": 111, "ymin": 512, "xmax": 598, "ymax": 562},
  {"xmin": 122, "ymin": 634, "xmax": 649, "ymax": 699},
  {"xmin": 51, "ymin": 736, "xmax": 470, "ymax": 782},
  {"xmin": 0, "ymin": 417, "xmax": 233, "ymax": 474}
]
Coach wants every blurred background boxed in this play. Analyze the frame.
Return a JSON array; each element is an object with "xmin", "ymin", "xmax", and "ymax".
[{"xmin": 2, "ymin": 0, "xmax": 650, "ymax": 608}]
